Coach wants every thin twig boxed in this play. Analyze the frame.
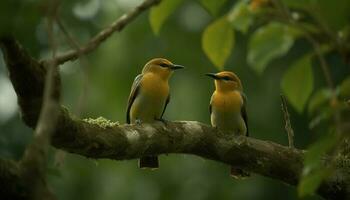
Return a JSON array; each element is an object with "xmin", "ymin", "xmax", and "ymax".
[
  {"xmin": 304, "ymin": 33, "xmax": 335, "ymax": 89},
  {"xmin": 274, "ymin": 0, "xmax": 344, "ymax": 137},
  {"xmin": 279, "ymin": 4, "xmax": 344, "ymax": 137},
  {"xmin": 19, "ymin": 0, "xmax": 61, "ymax": 198},
  {"xmin": 280, "ymin": 94, "xmax": 295, "ymax": 148},
  {"xmin": 307, "ymin": 3, "xmax": 341, "ymax": 52},
  {"xmin": 275, "ymin": 0, "xmax": 346, "ymax": 154},
  {"xmin": 43, "ymin": 0, "xmax": 161, "ymax": 65},
  {"xmin": 34, "ymin": 0, "xmax": 60, "ymax": 142},
  {"xmin": 54, "ymin": 17, "xmax": 90, "ymax": 167},
  {"xmin": 273, "ymin": 0, "xmax": 334, "ymax": 89},
  {"xmin": 56, "ymin": 17, "xmax": 89, "ymax": 116},
  {"xmin": 22, "ymin": 0, "xmax": 60, "ymax": 163},
  {"xmin": 56, "ymin": 18, "xmax": 82, "ymax": 51}
]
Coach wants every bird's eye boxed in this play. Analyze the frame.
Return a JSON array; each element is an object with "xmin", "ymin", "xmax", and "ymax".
[
  {"xmin": 222, "ymin": 76, "xmax": 232, "ymax": 81},
  {"xmin": 159, "ymin": 63, "xmax": 169, "ymax": 68}
]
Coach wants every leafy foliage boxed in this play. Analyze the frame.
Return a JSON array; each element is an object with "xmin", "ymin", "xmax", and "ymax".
[
  {"xmin": 228, "ymin": 0, "xmax": 254, "ymax": 33},
  {"xmin": 281, "ymin": 55, "xmax": 314, "ymax": 113},
  {"xmin": 197, "ymin": 0, "xmax": 227, "ymax": 16},
  {"xmin": 298, "ymin": 133, "xmax": 338, "ymax": 197},
  {"xmin": 339, "ymin": 76, "xmax": 350, "ymax": 98},
  {"xmin": 248, "ymin": 23, "xmax": 296, "ymax": 74},
  {"xmin": 149, "ymin": 0, "xmax": 185, "ymax": 35},
  {"xmin": 73, "ymin": 0, "xmax": 101, "ymax": 20},
  {"xmin": 282, "ymin": 0, "xmax": 350, "ymax": 31},
  {"xmin": 298, "ymin": 167, "xmax": 331, "ymax": 197},
  {"xmin": 202, "ymin": 17, "xmax": 234, "ymax": 69},
  {"xmin": 308, "ymin": 88, "xmax": 332, "ymax": 115}
]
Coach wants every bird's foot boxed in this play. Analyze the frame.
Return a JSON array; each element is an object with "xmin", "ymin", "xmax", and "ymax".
[{"xmin": 135, "ymin": 119, "xmax": 143, "ymax": 125}]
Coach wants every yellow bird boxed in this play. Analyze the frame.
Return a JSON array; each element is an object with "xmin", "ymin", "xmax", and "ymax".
[
  {"xmin": 126, "ymin": 58, "xmax": 184, "ymax": 169},
  {"xmin": 206, "ymin": 71, "xmax": 250, "ymax": 178}
]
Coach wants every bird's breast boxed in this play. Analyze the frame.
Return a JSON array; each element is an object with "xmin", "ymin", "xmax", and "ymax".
[
  {"xmin": 141, "ymin": 73, "xmax": 169, "ymax": 99},
  {"xmin": 210, "ymin": 91, "xmax": 246, "ymax": 134},
  {"xmin": 129, "ymin": 73, "xmax": 169, "ymax": 123},
  {"xmin": 211, "ymin": 91, "xmax": 243, "ymax": 113}
]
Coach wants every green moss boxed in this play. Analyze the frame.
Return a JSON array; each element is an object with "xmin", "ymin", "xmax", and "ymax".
[
  {"xmin": 336, "ymin": 156, "xmax": 350, "ymax": 170},
  {"xmin": 82, "ymin": 117, "xmax": 119, "ymax": 129}
]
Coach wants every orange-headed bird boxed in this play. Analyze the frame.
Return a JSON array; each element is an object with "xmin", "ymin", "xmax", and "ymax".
[
  {"xmin": 126, "ymin": 58, "xmax": 184, "ymax": 169},
  {"xmin": 206, "ymin": 71, "xmax": 250, "ymax": 178}
]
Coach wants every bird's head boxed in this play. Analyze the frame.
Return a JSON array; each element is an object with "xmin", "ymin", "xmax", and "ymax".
[
  {"xmin": 142, "ymin": 58, "xmax": 184, "ymax": 80},
  {"xmin": 206, "ymin": 71, "xmax": 243, "ymax": 92}
]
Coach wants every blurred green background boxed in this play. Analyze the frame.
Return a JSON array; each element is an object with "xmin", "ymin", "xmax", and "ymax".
[{"xmin": 2, "ymin": 0, "xmax": 348, "ymax": 199}]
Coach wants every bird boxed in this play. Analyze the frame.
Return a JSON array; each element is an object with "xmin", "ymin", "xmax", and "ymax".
[
  {"xmin": 206, "ymin": 71, "xmax": 250, "ymax": 178},
  {"xmin": 126, "ymin": 58, "xmax": 184, "ymax": 169}
]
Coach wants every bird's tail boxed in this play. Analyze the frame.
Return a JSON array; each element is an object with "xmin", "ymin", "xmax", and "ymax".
[
  {"xmin": 230, "ymin": 166, "xmax": 250, "ymax": 179},
  {"xmin": 139, "ymin": 156, "xmax": 159, "ymax": 169}
]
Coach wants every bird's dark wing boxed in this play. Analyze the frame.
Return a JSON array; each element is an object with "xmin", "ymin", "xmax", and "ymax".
[
  {"xmin": 126, "ymin": 74, "xmax": 143, "ymax": 124},
  {"xmin": 209, "ymin": 94, "xmax": 213, "ymax": 116},
  {"xmin": 209, "ymin": 103, "xmax": 212, "ymax": 115},
  {"xmin": 241, "ymin": 92, "xmax": 249, "ymax": 137},
  {"xmin": 160, "ymin": 94, "xmax": 170, "ymax": 119}
]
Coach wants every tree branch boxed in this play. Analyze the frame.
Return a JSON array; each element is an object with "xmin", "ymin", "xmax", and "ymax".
[
  {"xmin": 0, "ymin": 2, "xmax": 61, "ymax": 200},
  {"xmin": 42, "ymin": 0, "xmax": 161, "ymax": 65},
  {"xmin": 56, "ymin": 17, "xmax": 89, "ymax": 116},
  {"xmin": 18, "ymin": 1, "xmax": 61, "ymax": 199},
  {"xmin": 1, "ymin": 38, "xmax": 349, "ymax": 200}
]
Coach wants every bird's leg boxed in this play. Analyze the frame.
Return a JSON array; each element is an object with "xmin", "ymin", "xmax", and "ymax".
[
  {"xmin": 155, "ymin": 118, "xmax": 168, "ymax": 125},
  {"xmin": 135, "ymin": 119, "xmax": 143, "ymax": 125}
]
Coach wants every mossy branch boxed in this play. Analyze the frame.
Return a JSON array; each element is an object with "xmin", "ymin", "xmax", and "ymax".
[{"xmin": 1, "ymin": 38, "xmax": 349, "ymax": 200}]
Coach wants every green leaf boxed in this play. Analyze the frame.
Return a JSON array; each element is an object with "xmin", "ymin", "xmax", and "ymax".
[
  {"xmin": 198, "ymin": 0, "xmax": 227, "ymax": 16},
  {"xmin": 298, "ymin": 133, "xmax": 338, "ymax": 197},
  {"xmin": 281, "ymin": 56, "xmax": 313, "ymax": 113},
  {"xmin": 149, "ymin": 0, "xmax": 184, "ymax": 35},
  {"xmin": 202, "ymin": 17, "xmax": 234, "ymax": 69},
  {"xmin": 228, "ymin": 0, "xmax": 254, "ymax": 33},
  {"xmin": 248, "ymin": 23, "xmax": 296, "ymax": 74},
  {"xmin": 298, "ymin": 168, "xmax": 331, "ymax": 197},
  {"xmin": 304, "ymin": 133, "xmax": 337, "ymax": 168},
  {"xmin": 308, "ymin": 108, "xmax": 331, "ymax": 129},
  {"xmin": 308, "ymin": 88, "xmax": 332, "ymax": 115},
  {"xmin": 73, "ymin": 0, "xmax": 101, "ymax": 20},
  {"xmin": 339, "ymin": 76, "xmax": 350, "ymax": 98}
]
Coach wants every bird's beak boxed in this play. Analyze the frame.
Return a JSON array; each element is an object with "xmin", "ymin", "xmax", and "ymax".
[
  {"xmin": 170, "ymin": 64, "xmax": 185, "ymax": 70},
  {"xmin": 205, "ymin": 73, "xmax": 219, "ymax": 79}
]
